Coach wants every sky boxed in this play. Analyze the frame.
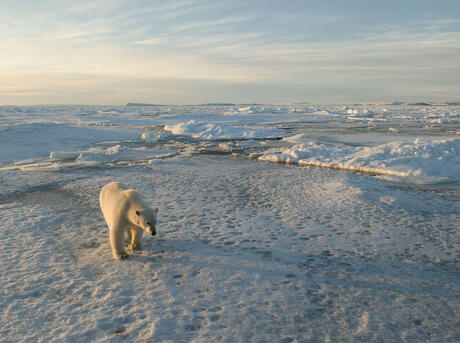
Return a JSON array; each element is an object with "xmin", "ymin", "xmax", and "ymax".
[{"xmin": 1, "ymin": 0, "xmax": 460, "ymax": 105}]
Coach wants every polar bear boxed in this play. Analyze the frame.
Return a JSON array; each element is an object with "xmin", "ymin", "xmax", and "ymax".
[{"xmin": 100, "ymin": 182, "xmax": 158, "ymax": 260}]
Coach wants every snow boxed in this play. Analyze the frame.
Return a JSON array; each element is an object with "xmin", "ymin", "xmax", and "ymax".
[
  {"xmin": 0, "ymin": 123, "xmax": 141, "ymax": 166},
  {"xmin": 164, "ymin": 120, "xmax": 286, "ymax": 140},
  {"xmin": 50, "ymin": 151, "xmax": 81, "ymax": 161},
  {"xmin": 255, "ymin": 138, "xmax": 460, "ymax": 184},
  {"xmin": 0, "ymin": 104, "xmax": 459, "ymax": 342}
]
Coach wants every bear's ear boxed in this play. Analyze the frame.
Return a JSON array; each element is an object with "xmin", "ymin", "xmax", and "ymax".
[{"xmin": 135, "ymin": 210, "xmax": 140, "ymax": 216}]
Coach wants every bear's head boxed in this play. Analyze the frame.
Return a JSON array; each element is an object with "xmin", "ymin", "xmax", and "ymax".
[{"xmin": 134, "ymin": 208, "xmax": 158, "ymax": 236}]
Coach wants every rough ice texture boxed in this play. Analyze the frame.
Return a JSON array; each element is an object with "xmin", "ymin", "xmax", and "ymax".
[
  {"xmin": 0, "ymin": 157, "xmax": 458, "ymax": 342},
  {"xmin": 164, "ymin": 119, "xmax": 286, "ymax": 140},
  {"xmin": 0, "ymin": 123, "xmax": 141, "ymax": 165},
  {"xmin": 0, "ymin": 104, "xmax": 459, "ymax": 342},
  {"xmin": 257, "ymin": 138, "xmax": 459, "ymax": 184},
  {"xmin": 1, "ymin": 104, "xmax": 459, "ymax": 186}
]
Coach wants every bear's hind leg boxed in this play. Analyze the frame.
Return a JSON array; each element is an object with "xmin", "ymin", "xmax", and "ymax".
[
  {"xmin": 110, "ymin": 226, "xmax": 129, "ymax": 260},
  {"xmin": 129, "ymin": 227, "xmax": 143, "ymax": 251}
]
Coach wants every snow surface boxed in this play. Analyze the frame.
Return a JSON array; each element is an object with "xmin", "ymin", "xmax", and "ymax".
[
  {"xmin": 164, "ymin": 120, "xmax": 286, "ymax": 140},
  {"xmin": 0, "ymin": 104, "xmax": 459, "ymax": 342},
  {"xmin": 0, "ymin": 123, "xmax": 141, "ymax": 166},
  {"xmin": 254, "ymin": 138, "xmax": 459, "ymax": 184}
]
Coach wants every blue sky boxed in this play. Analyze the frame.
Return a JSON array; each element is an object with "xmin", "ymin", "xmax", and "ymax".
[{"xmin": 1, "ymin": 0, "xmax": 459, "ymax": 104}]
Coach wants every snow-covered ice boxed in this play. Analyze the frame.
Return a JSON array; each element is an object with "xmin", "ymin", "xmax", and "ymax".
[
  {"xmin": 0, "ymin": 104, "xmax": 459, "ymax": 342},
  {"xmin": 164, "ymin": 120, "xmax": 286, "ymax": 140},
  {"xmin": 255, "ymin": 138, "xmax": 459, "ymax": 184}
]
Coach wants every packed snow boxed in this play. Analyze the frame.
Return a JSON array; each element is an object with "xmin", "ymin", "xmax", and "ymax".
[
  {"xmin": 164, "ymin": 120, "xmax": 286, "ymax": 140},
  {"xmin": 253, "ymin": 138, "xmax": 459, "ymax": 184},
  {"xmin": 0, "ymin": 104, "xmax": 459, "ymax": 342}
]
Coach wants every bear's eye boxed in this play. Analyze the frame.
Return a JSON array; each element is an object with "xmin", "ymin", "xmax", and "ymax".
[
  {"xmin": 135, "ymin": 210, "xmax": 140, "ymax": 216},
  {"xmin": 146, "ymin": 221, "xmax": 150, "ymax": 225}
]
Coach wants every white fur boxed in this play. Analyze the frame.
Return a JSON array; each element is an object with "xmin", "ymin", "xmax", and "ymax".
[{"xmin": 100, "ymin": 182, "xmax": 158, "ymax": 260}]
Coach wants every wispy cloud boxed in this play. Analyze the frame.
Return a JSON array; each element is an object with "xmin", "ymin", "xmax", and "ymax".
[
  {"xmin": 134, "ymin": 15, "xmax": 254, "ymax": 47},
  {"xmin": 155, "ymin": 0, "xmax": 240, "ymax": 20},
  {"xmin": 164, "ymin": 15, "xmax": 253, "ymax": 35},
  {"xmin": 135, "ymin": 36, "xmax": 170, "ymax": 46},
  {"xmin": 48, "ymin": 23, "xmax": 116, "ymax": 42}
]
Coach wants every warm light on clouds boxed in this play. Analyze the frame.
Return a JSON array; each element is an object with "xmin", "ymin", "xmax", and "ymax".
[{"xmin": 1, "ymin": 0, "xmax": 459, "ymax": 104}]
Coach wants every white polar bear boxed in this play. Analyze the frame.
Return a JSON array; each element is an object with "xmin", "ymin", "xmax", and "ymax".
[{"xmin": 100, "ymin": 182, "xmax": 158, "ymax": 260}]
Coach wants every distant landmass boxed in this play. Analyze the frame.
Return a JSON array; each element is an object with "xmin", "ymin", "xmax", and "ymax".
[
  {"xmin": 200, "ymin": 103, "xmax": 236, "ymax": 106},
  {"xmin": 126, "ymin": 102, "xmax": 237, "ymax": 106},
  {"xmin": 405, "ymin": 101, "xmax": 460, "ymax": 106},
  {"xmin": 126, "ymin": 101, "xmax": 460, "ymax": 107},
  {"xmin": 126, "ymin": 102, "xmax": 164, "ymax": 106},
  {"xmin": 407, "ymin": 102, "xmax": 432, "ymax": 106}
]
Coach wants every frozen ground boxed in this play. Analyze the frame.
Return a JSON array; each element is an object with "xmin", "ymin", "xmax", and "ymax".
[{"xmin": 0, "ymin": 104, "xmax": 459, "ymax": 342}]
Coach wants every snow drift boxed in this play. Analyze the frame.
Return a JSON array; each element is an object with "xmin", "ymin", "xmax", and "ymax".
[
  {"xmin": 164, "ymin": 120, "xmax": 286, "ymax": 140},
  {"xmin": 253, "ymin": 138, "xmax": 459, "ymax": 184}
]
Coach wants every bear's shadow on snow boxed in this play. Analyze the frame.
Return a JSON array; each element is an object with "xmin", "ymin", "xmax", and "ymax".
[{"xmin": 124, "ymin": 239, "xmax": 168, "ymax": 262}]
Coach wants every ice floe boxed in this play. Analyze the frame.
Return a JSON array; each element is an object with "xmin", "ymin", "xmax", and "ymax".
[
  {"xmin": 1, "ymin": 104, "xmax": 459, "ymax": 342},
  {"xmin": 164, "ymin": 120, "xmax": 286, "ymax": 140},
  {"xmin": 254, "ymin": 138, "xmax": 459, "ymax": 184}
]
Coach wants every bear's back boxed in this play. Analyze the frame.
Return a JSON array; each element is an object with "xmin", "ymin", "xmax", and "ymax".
[
  {"xmin": 100, "ymin": 182, "xmax": 131, "ymax": 225},
  {"xmin": 100, "ymin": 182, "xmax": 126, "ymax": 202},
  {"xmin": 100, "ymin": 182, "xmax": 145, "ymax": 211}
]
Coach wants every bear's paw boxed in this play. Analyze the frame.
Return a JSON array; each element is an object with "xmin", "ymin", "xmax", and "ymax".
[
  {"xmin": 114, "ymin": 252, "xmax": 129, "ymax": 260},
  {"xmin": 129, "ymin": 243, "xmax": 142, "ymax": 251}
]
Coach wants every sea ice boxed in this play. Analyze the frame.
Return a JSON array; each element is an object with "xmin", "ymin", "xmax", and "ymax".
[
  {"xmin": 257, "ymin": 138, "xmax": 459, "ymax": 184},
  {"xmin": 164, "ymin": 120, "xmax": 286, "ymax": 140},
  {"xmin": 0, "ymin": 104, "xmax": 459, "ymax": 342},
  {"xmin": 0, "ymin": 156, "xmax": 458, "ymax": 343}
]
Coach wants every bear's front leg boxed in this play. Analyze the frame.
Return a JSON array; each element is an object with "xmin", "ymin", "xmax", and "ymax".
[
  {"xmin": 110, "ymin": 226, "xmax": 129, "ymax": 260},
  {"xmin": 129, "ymin": 226, "xmax": 143, "ymax": 251}
]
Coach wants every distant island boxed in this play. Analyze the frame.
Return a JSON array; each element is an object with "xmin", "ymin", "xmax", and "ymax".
[
  {"xmin": 126, "ymin": 102, "xmax": 164, "ymax": 106},
  {"xmin": 125, "ymin": 102, "xmax": 239, "ymax": 106},
  {"xmin": 407, "ymin": 102, "xmax": 432, "ymax": 106},
  {"xmin": 405, "ymin": 101, "xmax": 460, "ymax": 106},
  {"xmin": 126, "ymin": 101, "xmax": 460, "ymax": 107},
  {"xmin": 126, "ymin": 102, "xmax": 237, "ymax": 107},
  {"xmin": 200, "ymin": 103, "xmax": 236, "ymax": 106}
]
